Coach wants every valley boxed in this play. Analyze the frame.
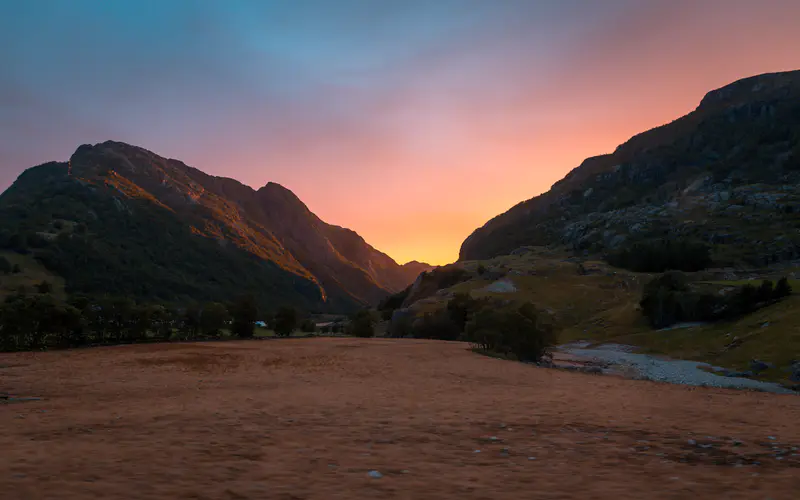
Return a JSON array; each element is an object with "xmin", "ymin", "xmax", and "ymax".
[{"xmin": 2, "ymin": 338, "xmax": 798, "ymax": 500}]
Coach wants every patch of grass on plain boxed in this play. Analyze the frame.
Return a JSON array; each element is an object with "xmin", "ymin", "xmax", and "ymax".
[{"xmin": 0, "ymin": 251, "xmax": 67, "ymax": 301}]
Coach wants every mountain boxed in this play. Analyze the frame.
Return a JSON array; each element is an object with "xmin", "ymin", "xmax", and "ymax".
[
  {"xmin": 460, "ymin": 70, "xmax": 800, "ymax": 267},
  {"xmin": 0, "ymin": 141, "xmax": 428, "ymax": 311}
]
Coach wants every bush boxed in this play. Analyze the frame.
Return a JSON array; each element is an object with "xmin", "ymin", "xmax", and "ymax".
[
  {"xmin": 347, "ymin": 310, "xmax": 376, "ymax": 338},
  {"xmin": 274, "ymin": 306, "xmax": 298, "ymax": 337},
  {"xmin": 35, "ymin": 281, "xmax": 53, "ymax": 294},
  {"xmin": 465, "ymin": 302, "xmax": 554, "ymax": 362}
]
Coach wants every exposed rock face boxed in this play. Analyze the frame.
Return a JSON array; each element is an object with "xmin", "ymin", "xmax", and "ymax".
[
  {"xmin": 460, "ymin": 70, "xmax": 800, "ymax": 267},
  {"xmin": 0, "ymin": 141, "xmax": 422, "ymax": 310}
]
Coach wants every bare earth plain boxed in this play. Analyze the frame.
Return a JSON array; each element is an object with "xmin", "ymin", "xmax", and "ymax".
[{"xmin": 2, "ymin": 338, "xmax": 799, "ymax": 499}]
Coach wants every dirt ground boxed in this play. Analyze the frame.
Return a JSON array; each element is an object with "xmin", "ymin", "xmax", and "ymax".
[{"xmin": 2, "ymin": 338, "xmax": 799, "ymax": 499}]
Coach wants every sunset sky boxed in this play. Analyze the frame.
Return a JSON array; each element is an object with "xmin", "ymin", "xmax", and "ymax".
[{"xmin": 2, "ymin": 0, "xmax": 800, "ymax": 265}]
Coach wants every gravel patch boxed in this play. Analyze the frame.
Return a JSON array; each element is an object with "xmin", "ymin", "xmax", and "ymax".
[{"xmin": 557, "ymin": 345, "xmax": 796, "ymax": 395}]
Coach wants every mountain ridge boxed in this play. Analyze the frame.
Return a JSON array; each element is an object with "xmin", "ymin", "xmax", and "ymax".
[
  {"xmin": 460, "ymin": 69, "xmax": 800, "ymax": 266},
  {"xmin": 0, "ymin": 141, "xmax": 431, "ymax": 311}
]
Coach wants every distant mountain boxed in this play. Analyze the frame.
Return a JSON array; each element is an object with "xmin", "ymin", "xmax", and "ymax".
[
  {"xmin": 0, "ymin": 141, "xmax": 426, "ymax": 312},
  {"xmin": 460, "ymin": 70, "xmax": 800, "ymax": 267},
  {"xmin": 400, "ymin": 260, "xmax": 435, "ymax": 279}
]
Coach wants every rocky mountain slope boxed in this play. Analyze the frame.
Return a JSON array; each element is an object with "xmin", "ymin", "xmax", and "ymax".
[
  {"xmin": 0, "ymin": 141, "xmax": 429, "ymax": 311},
  {"xmin": 460, "ymin": 70, "xmax": 800, "ymax": 267}
]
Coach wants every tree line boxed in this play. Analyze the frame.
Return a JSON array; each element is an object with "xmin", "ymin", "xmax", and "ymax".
[
  {"xmin": 383, "ymin": 292, "xmax": 554, "ymax": 362},
  {"xmin": 606, "ymin": 239, "xmax": 713, "ymax": 273},
  {"xmin": 640, "ymin": 272, "xmax": 793, "ymax": 329},
  {"xmin": 0, "ymin": 290, "xmax": 318, "ymax": 352}
]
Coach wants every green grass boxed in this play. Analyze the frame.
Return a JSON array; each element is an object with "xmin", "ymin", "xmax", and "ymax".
[
  {"xmin": 402, "ymin": 248, "xmax": 799, "ymax": 385},
  {"xmin": 564, "ymin": 296, "xmax": 800, "ymax": 384}
]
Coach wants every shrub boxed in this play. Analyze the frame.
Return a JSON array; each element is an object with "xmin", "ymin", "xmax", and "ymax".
[
  {"xmin": 465, "ymin": 301, "xmax": 554, "ymax": 362},
  {"xmin": 347, "ymin": 310, "xmax": 376, "ymax": 338}
]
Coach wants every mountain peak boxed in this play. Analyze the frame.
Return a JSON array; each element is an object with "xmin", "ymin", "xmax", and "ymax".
[
  {"xmin": 1, "ymin": 139, "xmax": 427, "ymax": 311},
  {"xmin": 460, "ymin": 68, "xmax": 800, "ymax": 263}
]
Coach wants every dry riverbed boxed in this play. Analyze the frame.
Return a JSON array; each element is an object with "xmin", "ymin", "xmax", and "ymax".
[{"xmin": 2, "ymin": 338, "xmax": 799, "ymax": 499}]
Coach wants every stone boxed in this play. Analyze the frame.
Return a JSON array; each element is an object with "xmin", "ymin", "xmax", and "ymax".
[
  {"xmin": 750, "ymin": 359, "xmax": 772, "ymax": 373},
  {"xmin": 368, "ymin": 471, "xmax": 383, "ymax": 479}
]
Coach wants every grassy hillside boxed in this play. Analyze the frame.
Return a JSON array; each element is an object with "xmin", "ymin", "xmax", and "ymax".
[
  {"xmin": 0, "ymin": 251, "xmax": 66, "ymax": 302},
  {"xmin": 400, "ymin": 247, "xmax": 799, "ymax": 385}
]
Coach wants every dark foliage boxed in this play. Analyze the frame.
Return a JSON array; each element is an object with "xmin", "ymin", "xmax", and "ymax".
[
  {"xmin": 347, "ymin": 309, "xmax": 376, "ymax": 338},
  {"xmin": 274, "ymin": 306, "xmax": 298, "ymax": 337},
  {"xmin": 200, "ymin": 302, "xmax": 229, "ymax": 338},
  {"xmin": 377, "ymin": 286, "xmax": 411, "ymax": 320},
  {"xmin": 465, "ymin": 301, "xmax": 555, "ymax": 362},
  {"xmin": 640, "ymin": 273, "xmax": 794, "ymax": 329},
  {"xmin": 775, "ymin": 277, "xmax": 793, "ymax": 298},
  {"xmin": 0, "ymin": 168, "xmax": 323, "ymax": 313},
  {"xmin": 606, "ymin": 239, "xmax": 712, "ymax": 273},
  {"xmin": 411, "ymin": 311, "xmax": 461, "ymax": 341},
  {"xmin": 446, "ymin": 292, "xmax": 484, "ymax": 332},
  {"xmin": 300, "ymin": 319, "xmax": 317, "ymax": 333},
  {"xmin": 0, "ymin": 256, "xmax": 11, "ymax": 274},
  {"xmin": 388, "ymin": 313, "xmax": 413, "ymax": 338},
  {"xmin": 230, "ymin": 295, "xmax": 258, "ymax": 338}
]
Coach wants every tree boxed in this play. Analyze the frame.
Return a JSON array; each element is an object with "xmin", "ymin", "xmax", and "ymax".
[
  {"xmin": 447, "ymin": 293, "xmax": 482, "ymax": 332},
  {"xmin": 412, "ymin": 310, "xmax": 461, "ymax": 341},
  {"xmin": 0, "ymin": 256, "xmax": 11, "ymax": 274},
  {"xmin": 180, "ymin": 304, "xmax": 202, "ymax": 340},
  {"xmin": 35, "ymin": 281, "xmax": 53, "ymax": 294},
  {"xmin": 129, "ymin": 304, "xmax": 155, "ymax": 341},
  {"xmin": 465, "ymin": 302, "xmax": 555, "ymax": 362},
  {"xmin": 756, "ymin": 280, "xmax": 775, "ymax": 303},
  {"xmin": 201, "ymin": 302, "xmax": 229, "ymax": 337},
  {"xmin": 150, "ymin": 306, "xmax": 174, "ymax": 340},
  {"xmin": 273, "ymin": 306, "xmax": 297, "ymax": 337},
  {"xmin": 230, "ymin": 295, "xmax": 258, "ymax": 338},
  {"xmin": 347, "ymin": 310, "xmax": 376, "ymax": 338},
  {"xmin": 388, "ymin": 313, "xmax": 413, "ymax": 338}
]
